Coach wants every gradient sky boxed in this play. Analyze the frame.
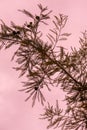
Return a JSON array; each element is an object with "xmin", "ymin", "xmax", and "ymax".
[{"xmin": 0, "ymin": 0, "xmax": 87, "ymax": 130}]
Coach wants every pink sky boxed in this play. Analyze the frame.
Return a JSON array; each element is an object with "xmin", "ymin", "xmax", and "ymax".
[{"xmin": 0, "ymin": 0, "xmax": 87, "ymax": 130}]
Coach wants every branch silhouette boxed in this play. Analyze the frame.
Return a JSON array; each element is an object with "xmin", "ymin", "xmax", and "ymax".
[{"xmin": 0, "ymin": 4, "xmax": 87, "ymax": 130}]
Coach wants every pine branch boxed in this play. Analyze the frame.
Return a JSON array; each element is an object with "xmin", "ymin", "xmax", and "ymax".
[{"xmin": 0, "ymin": 4, "xmax": 87, "ymax": 130}]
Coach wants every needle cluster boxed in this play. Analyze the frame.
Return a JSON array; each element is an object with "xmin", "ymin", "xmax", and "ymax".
[{"xmin": 0, "ymin": 4, "xmax": 87, "ymax": 130}]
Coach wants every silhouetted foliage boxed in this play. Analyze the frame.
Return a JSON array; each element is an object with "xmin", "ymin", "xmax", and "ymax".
[{"xmin": 0, "ymin": 4, "xmax": 87, "ymax": 130}]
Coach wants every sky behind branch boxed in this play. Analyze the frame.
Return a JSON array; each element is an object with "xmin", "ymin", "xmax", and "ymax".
[{"xmin": 0, "ymin": 0, "xmax": 87, "ymax": 130}]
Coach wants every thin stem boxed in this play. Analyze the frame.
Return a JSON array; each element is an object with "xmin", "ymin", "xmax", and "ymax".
[{"xmin": 52, "ymin": 26, "xmax": 61, "ymax": 50}]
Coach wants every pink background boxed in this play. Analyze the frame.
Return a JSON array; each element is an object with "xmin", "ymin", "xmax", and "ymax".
[{"xmin": 0, "ymin": 0, "xmax": 87, "ymax": 130}]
